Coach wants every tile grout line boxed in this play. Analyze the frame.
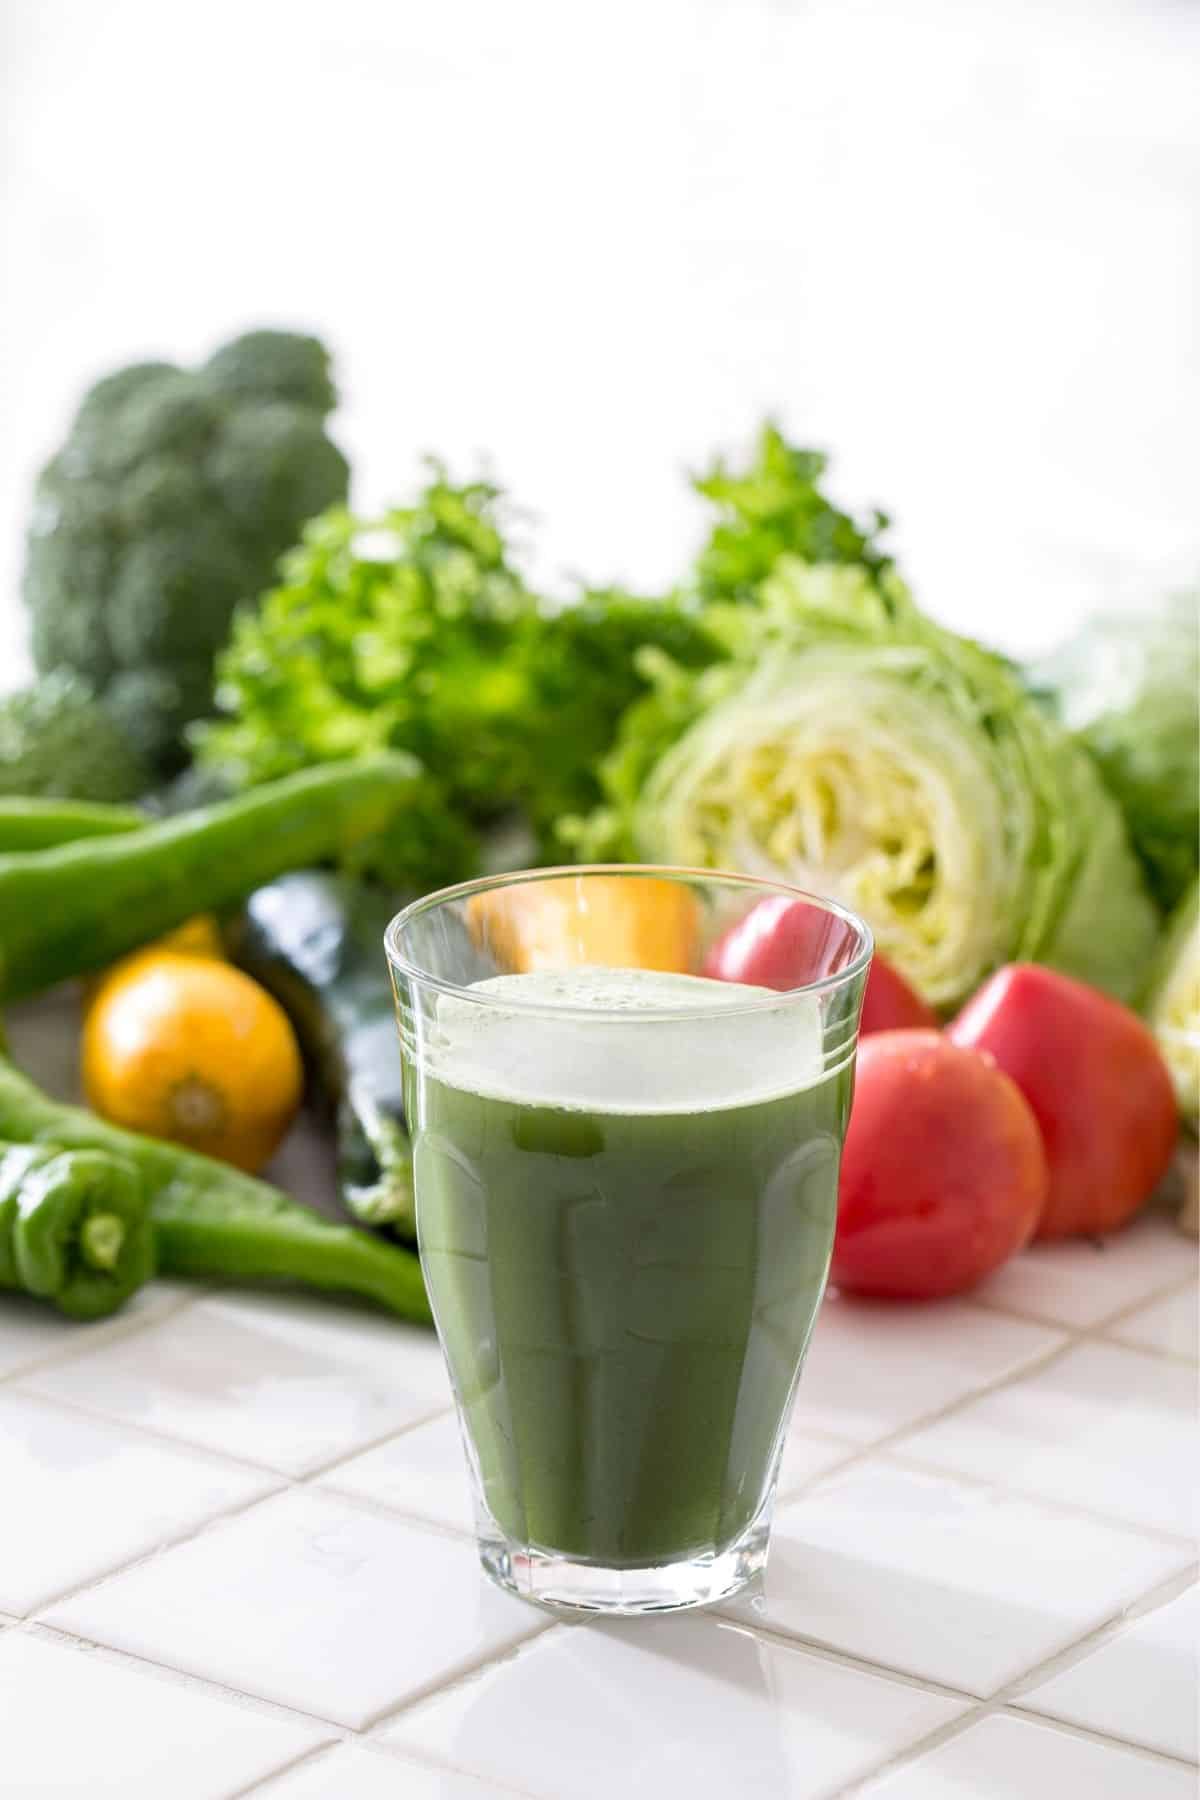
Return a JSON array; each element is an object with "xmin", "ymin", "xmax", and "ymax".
[
  {"xmin": 22, "ymin": 1475, "xmax": 484, "ymax": 1628},
  {"xmin": 5, "ymin": 1379, "xmax": 293, "ymax": 1482},
  {"xmin": 302, "ymin": 1481, "xmax": 475, "ymax": 1548},
  {"xmin": 352, "ymin": 1731, "xmax": 547, "ymax": 1798},
  {"xmin": 0, "ymin": 1252, "xmax": 1189, "ymax": 1397},
  {"xmin": 0, "ymin": 1283, "xmax": 212, "ymax": 1385},
  {"xmin": 18, "ymin": 1478, "xmax": 559, "ymax": 1736},
  {"xmin": 10, "ymin": 1368, "xmax": 457, "ymax": 1488},
  {"xmin": 1004, "ymin": 1561, "xmax": 1200, "ymax": 1710},
  {"xmin": 826, "ymin": 1563, "xmax": 1200, "ymax": 1796},
  {"xmin": 296, "ymin": 1400, "xmax": 457, "ymax": 1483},
  {"xmin": 966, "ymin": 1266, "xmax": 1198, "ymax": 1352},
  {"xmin": 225, "ymin": 1742, "xmax": 342, "ymax": 1800},
  {"xmin": 8, "ymin": 1304, "xmax": 1187, "ymax": 1669},
  {"xmin": 788, "ymin": 1318, "xmax": 1197, "ymax": 1536},
  {"xmin": 27, "ymin": 1605, "xmax": 550, "ymax": 1772},
  {"xmin": 713, "ymin": 1613, "xmax": 978, "ymax": 1706},
  {"xmin": 23, "ymin": 1480, "xmax": 1193, "ymax": 1798},
  {"xmin": 24, "ymin": 1618, "xmax": 355, "ymax": 1740},
  {"xmin": 715, "ymin": 1558, "xmax": 1197, "ymax": 1716},
  {"xmin": 232, "ymin": 1733, "xmax": 543, "ymax": 1800},
  {"xmin": 360, "ymin": 1616, "xmax": 569, "ymax": 1737},
  {"xmin": 23, "ymin": 1486, "xmax": 289, "ymax": 1622},
  {"xmin": 863, "ymin": 1446, "xmax": 1198, "ymax": 1550},
  {"xmin": 782, "ymin": 1331, "xmax": 1078, "ymax": 1507},
  {"xmin": 0, "ymin": 1254, "xmax": 1189, "ymax": 1783},
  {"xmin": 19, "ymin": 1609, "xmax": 560, "ymax": 1800}
]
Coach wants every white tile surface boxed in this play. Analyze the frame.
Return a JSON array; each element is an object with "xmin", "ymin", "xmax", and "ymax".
[
  {"xmin": 46, "ymin": 1489, "xmax": 546, "ymax": 1730},
  {"xmin": 775, "ymin": 1428, "xmax": 857, "ymax": 1502},
  {"xmin": 23, "ymin": 1290, "xmax": 450, "ymax": 1475},
  {"xmin": 263, "ymin": 1744, "xmax": 519, "ymax": 1799},
  {"xmin": 1019, "ymin": 1583, "xmax": 1200, "ymax": 1763},
  {"xmin": 1109, "ymin": 1287, "xmax": 1199, "ymax": 1363},
  {"xmin": 323, "ymin": 1410, "xmax": 475, "ymax": 1535},
  {"xmin": 899, "ymin": 1340, "xmax": 1199, "ymax": 1539},
  {"xmin": 387, "ymin": 1615, "xmax": 965, "ymax": 1800},
  {"xmin": 0, "ymin": 1389, "xmax": 277, "ymax": 1614},
  {"xmin": 794, "ymin": 1293, "xmax": 1064, "ymax": 1445},
  {"xmin": 729, "ymin": 1462, "xmax": 1192, "ymax": 1696},
  {"xmin": 0, "ymin": 1630, "xmax": 326, "ymax": 1798},
  {"xmin": 974, "ymin": 1220, "xmax": 1197, "ymax": 1329},
  {"xmin": 0, "ymin": 1282, "xmax": 192, "ymax": 1379},
  {"xmin": 860, "ymin": 1709, "xmax": 1197, "ymax": 1799}
]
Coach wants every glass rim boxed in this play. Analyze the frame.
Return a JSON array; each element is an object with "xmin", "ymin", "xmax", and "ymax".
[{"xmin": 385, "ymin": 863, "xmax": 874, "ymax": 1021}]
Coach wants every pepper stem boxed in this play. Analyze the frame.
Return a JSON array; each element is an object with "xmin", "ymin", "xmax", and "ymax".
[{"xmin": 81, "ymin": 1212, "xmax": 125, "ymax": 1272}]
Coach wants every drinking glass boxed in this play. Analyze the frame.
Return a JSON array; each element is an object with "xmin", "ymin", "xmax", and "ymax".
[{"xmin": 386, "ymin": 866, "xmax": 871, "ymax": 1614}]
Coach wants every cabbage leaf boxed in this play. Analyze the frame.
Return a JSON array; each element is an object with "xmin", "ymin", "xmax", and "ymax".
[
  {"xmin": 1031, "ymin": 591, "xmax": 1198, "ymax": 910},
  {"xmin": 1146, "ymin": 878, "xmax": 1199, "ymax": 1129},
  {"xmin": 579, "ymin": 563, "xmax": 1161, "ymax": 1009}
]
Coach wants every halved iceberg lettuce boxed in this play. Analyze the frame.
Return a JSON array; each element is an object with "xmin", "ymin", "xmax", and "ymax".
[
  {"xmin": 1146, "ymin": 879, "xmax": 1199, "ymax": 1130},
  {"xmin": 583, "ymin": 564, "xmax": 1160, "ymax": 1010}
]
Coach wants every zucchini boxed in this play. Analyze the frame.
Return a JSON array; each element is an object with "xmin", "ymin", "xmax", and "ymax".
[{"xmin": 231, "ymin": 871, "xmax": 415, "ymax": 1236}]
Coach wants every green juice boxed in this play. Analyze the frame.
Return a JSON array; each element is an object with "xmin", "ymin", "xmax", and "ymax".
[{"xmin": 408, "ymin": 969, "xmax": 851, "ymax": 1568}]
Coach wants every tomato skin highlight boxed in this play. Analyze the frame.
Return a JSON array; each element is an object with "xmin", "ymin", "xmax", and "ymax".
[
  {"xmin": 702, "ymin": 895, "xmax": 934, "ymax": 1031},
  {"xmin": 948, "ymin": 964, "xmax": 1179, "ymax": 1240},
  {"xmin": 832, "ymin": 1031, "xmax": 1048, "ymax": 1299}
]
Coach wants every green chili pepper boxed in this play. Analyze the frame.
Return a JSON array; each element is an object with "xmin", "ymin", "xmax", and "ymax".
[
  {"xmin": 0, "ymin": 1140, "xmax": 153, "ymax": 1319},
  {"xmin": 0, "ymin": 1055, "xmax": 431, "ymax": 1324},
  {"xmin": 0, "ymin": 754, "xmax": 442, "ymax": 1000},
  {"xmin": 0, "ymin": 798, "xmax": 145, "ymax": 853}
]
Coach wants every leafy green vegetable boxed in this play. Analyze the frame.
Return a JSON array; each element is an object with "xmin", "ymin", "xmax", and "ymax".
[
  {"xmin": 0, "ymin": 672, "xmax": 147, "ymax": 803},
  {"xmin": 579, "ymin": 562, "xmax": 1161, "ymax": 1009},
  {"xmin": 1029, "ymin": 591, "xmax": 1199, "ymax": 910},
  {"xmin": 22, "ymin": 330, "xmax": 349, "ymax": 773},
  {"xmin": 201, "ymin": 469, "xmax": 717, "ymax": 844},
  {"xmin": 1145, "ymin": 878, "xmax": 1199, "ymax": 1130},
  {"xmin": 692, "ymin": 420, "xmax": 892, "ymax": 604}
]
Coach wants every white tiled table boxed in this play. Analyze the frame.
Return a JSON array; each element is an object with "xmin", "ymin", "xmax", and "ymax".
[{"xmin": 0, "ymin": 997, "xmax": 1196, "ymax": 1798}]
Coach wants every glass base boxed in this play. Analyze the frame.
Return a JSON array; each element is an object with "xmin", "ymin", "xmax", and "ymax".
[{"xmin": 477, "ymin": 1516, "xmax": 771, "ymax": 1616}]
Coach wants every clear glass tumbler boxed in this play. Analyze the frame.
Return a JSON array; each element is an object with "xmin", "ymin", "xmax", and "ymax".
[{"xmin": 386, "ymin": 866, "xmax": 871, "ymax": 1614}]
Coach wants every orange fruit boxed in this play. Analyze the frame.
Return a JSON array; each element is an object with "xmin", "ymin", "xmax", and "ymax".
[{"xmin": 82, "ymin": 951, "xmax": 303, "ymax": 1173}]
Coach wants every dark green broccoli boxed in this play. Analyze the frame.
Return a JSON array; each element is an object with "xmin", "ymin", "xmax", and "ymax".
[
  {"xmin": 0, "ymin": 673, "xmax": 148, "ymax": 803},
  {"xmin": 22, "ymin": 330, "xmax": 350, "ymax": 774}
]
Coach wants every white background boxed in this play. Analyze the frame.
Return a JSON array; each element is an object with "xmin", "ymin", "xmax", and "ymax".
[{"xmin": 1, "ymin": 0, "xmax": 1197, "ymax": 689}]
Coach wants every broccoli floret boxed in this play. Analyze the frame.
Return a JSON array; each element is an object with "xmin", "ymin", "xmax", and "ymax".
[
  {"xmin": 22, "ymin": 328, "xmax": 350, "ymax": 774},
  {"xmin": 0, "ymin": 673, "xmax": 147, "ymax": 803},
  {"xmin": 202, "ymin": 331, "xmax": 337, "ymax": 412}
]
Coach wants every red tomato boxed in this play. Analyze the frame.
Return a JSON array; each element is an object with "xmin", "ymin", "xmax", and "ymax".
[
  {"xmin": 833, "ymin": 1031, "xmax": 1048, "ymax": 1298},
  {"xmin": 860, "ymin": 956, "xmax": 939, "ymax": 1035},
  {"xmin": 948, "ymin": 964, "xmax": 1178, "ymax": 1240},
  {"xmin": 703, "ymin": 894, "xmax": 935, "ymax": 1032}
]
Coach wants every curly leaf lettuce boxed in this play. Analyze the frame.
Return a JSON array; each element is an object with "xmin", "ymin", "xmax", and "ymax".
[
  {"xmin": 692, "ymin": 421, "xmax": 892, "ymax": 603},
  {"xmin": 1146, "ymin": 879, "xmax": 1199, "ymax": 1129},
  {"xmin": 586, "ymin": 563, "xmax": 1160, "ymax": 1009},
  {"xmin": 202, "ymin": 471, "xmax": 720, "ymax": 850}
]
